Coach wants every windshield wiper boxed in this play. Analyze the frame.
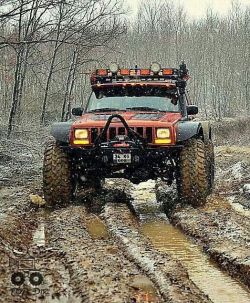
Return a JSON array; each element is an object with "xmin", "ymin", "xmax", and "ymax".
[
  {"xmin": 88, "ymin": 108, "xmax": 125, "ymax": 113},
  {"xmin": 126, "ymin": 107, "xmax": 166, "ymax": 112}
]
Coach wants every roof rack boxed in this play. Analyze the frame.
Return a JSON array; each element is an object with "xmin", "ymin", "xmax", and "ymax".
[{"xmin": 90, "ymin": 62, "xmax": 189, "ymax": 86}]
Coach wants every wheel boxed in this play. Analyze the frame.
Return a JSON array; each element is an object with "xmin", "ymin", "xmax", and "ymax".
[
  {"xmin": 29, "ymin": 272, "xmax": 43, "ymax": 286},
  {"xmin": 205, "ymin": 140, "xmax": 215, "ymax": 193},
  {"xmin": 177, "ymin": 138, "xmax": 209, "ymax": 207},
  {"xmin": 43, "ymin": 140, "xmax": 75, "ymax": 205},
  {"xmin": 11, "ymin": 272, "xmax": 25, "ymax": 286}
]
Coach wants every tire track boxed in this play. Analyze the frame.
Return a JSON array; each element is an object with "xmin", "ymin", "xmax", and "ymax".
[
  {"xmin": 102, "ymin": 202, "xmax": 212, "ymax": 303},
  {"xmin": 134, "ymin": 180, "xmax": 250, "ymax": 302},
  {"xmin": 169, "ymin": 194, "xmax": 250, "ymax": 289},
  {"xmin": 46, "ymin": 205, "xmax": 162, "ymax": 303}
]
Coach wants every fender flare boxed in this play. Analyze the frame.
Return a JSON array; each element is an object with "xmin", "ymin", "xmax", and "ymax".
[
  {"xmin": 50, "ymin": 121, "xmax": 73, "ymax": 144},
  {"xmin": 176, "ymin": 120, "xmax": 212, "ymax": 143},
  {"xmin": 200, "ymin": 121, "xmax": 212, "ymax": 143}
]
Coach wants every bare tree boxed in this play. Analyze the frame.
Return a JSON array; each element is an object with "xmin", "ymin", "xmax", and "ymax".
[
  {"xmin": 40, "ymin": 0, "xmax": 125, "ymax": 124},
  {"xmin": 1, "ymin": 0, "xmax": 63, "ymax": 136}
]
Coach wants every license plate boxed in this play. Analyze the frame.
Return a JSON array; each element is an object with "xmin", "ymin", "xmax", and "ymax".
[{"xmin": 113, "ymin": 153, "xmax": 131, "ymax": 163}]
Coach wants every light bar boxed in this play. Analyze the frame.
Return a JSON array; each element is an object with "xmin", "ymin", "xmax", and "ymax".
[{"xmin": 92, "ymin": 63, "xmax": 189, "ymax": 86}]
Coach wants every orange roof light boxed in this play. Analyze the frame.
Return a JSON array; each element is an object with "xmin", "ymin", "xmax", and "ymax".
[
  {"xmin": 140, "ymin": 69, "xmax": 150, "ymax": 76},
  {"xmin": 163, "ymin": 68, "xmax": 173, "ymax": 75},
  {"xmin": 120, "ymin": 69, "xmax": 130, "ymax": 75},
  {"xmin": 97, "ymin": 69, "xmax": 107, "ymax": 76}
]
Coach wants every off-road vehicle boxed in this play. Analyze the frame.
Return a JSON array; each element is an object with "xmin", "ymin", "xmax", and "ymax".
[{"xmin": 43, "ymin": 62, "xmax": 214, "ymax": 206}]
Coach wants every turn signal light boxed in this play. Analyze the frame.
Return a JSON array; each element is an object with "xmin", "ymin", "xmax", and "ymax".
[
  {"xmin": 155, "ymin": 138, "xmax": 171, "ymax": 144},
  {"xmin": 73, "ymin": 139, "xmax": 90, "ymax": 145}
]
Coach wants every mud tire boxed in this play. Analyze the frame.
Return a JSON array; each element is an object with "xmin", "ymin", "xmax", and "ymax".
[
  {"xmin": 205, "ymin": 140, "xmax": 215, "ymax": 193},
  {"xmin": 43, "ymin": 140, "xmax": 75, "ymax": 205},
  {"xmin": 177, "ymin": 138, "xmax": 209, "ymax": 207}
]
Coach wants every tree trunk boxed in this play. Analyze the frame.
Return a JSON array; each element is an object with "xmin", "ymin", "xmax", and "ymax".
[
  {"xmin": 7, "ymin": 0, "xmax": 23, "ymax": 137},
  {"xmin": 40, "ymin": 6, "xmax": 63, "ymax": 124},
  {"xmin": 7, "ymin": 47, "xmax": 23, "ymax": 137},
  {"xmin": 66, "ymin": 51, "xmax": 79, "ymax": 121},
  {"xmin": 61, "ymin": 49, "xmax": 77, "ymax": 121}
]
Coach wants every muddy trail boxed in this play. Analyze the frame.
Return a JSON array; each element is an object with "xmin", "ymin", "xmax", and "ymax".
[
  {"xmin": 0, "ymin": 177, "xmax": 250, "ymax": 302},
  {"xmin": 0, "ymin": 128, "xmax": 250, "ymax": 302},
  {"xmin": 0, "ymin": 183, "xmax": 210, "ymax": 303}
]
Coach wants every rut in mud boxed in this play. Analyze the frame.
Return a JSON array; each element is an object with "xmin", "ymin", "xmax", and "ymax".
[{"xmin": 126, "ymin": 180, "xmax": 250, "ymax": 303}]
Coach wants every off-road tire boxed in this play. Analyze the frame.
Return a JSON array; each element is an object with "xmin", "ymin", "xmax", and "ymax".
[
  {"xmin": 177, "ymin": 138, "xmax": 209, "ymax": 207},
  {"xmin": 205, "ymin": 140, "xmax": 215, "ymax": 193},
  {"xmin": 43, "ymin": 140, "xmax": 74, "ymax": 205}
]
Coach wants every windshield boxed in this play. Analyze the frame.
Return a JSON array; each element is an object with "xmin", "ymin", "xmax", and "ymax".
[{"xmin": 86, "ymin": 94, "xmax": 180, "ymax": 112}]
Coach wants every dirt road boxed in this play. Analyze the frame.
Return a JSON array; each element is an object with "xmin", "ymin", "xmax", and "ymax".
[{"xmin": 0, "ymin": 126, "xmax": 249, "ymax": 303}]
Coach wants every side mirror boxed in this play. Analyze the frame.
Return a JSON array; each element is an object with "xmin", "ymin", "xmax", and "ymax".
[
  {"xmin": 187, "ymin": 105, "xmax": 198, "ymax": 115},
  {"xmin": 72, "ymin": 107, "xmax": 83, "ymax": 116}
]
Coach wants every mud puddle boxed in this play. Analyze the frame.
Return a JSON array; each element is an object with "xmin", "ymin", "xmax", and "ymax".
[
  {"xmin": 33, "ymin": 223, "xmax": 46, "ymax": 246},
  {"xmin": 131, "ymin": 180, "xmax": 250, "ymax": 303},
  {"xmin": 141, "ymin": 221, "xmax": 250, "ymax": 303},
  {"xmin": 131, "ymin": 275, "xmax": 160, "ymax": 302},
  {"xmin": 85, "ymin": 216, "xmax": 109, "ymax": 239},
  {"xmin": 228, "ymin": 196, "xmax": 250, "ymax": 217}
]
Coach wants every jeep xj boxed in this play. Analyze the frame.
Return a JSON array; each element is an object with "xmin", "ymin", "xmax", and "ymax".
[{"xmin": 43, "ymin": 62, "xmax": 214, "ymax": 207}]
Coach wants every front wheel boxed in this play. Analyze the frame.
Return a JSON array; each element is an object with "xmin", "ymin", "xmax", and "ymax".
[
  {"xmin": 43, "ymin": 140, "xmax": 75, "ymax": 206},
  {"xmin": 176, "ymin": 138, "xmax": 209, "ymax": 207}
]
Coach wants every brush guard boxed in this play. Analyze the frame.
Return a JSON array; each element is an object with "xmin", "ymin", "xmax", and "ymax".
[
  {"xmin": 94, "ymin": 114, "xmax": 147, "ymax": 150},
  {"xmin": 93, "ymin": 114, "xmax": 147, "ymax": 166}
]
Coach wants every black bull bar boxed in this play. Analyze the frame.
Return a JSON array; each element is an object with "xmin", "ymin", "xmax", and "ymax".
[{"xmin": 93, "ymin": 114, "xmax": 147, "ymax": 150}]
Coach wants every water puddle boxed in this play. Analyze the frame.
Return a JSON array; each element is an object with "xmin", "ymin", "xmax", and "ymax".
[
  {"xmin": 141, "ymin": 221, "xmax": 250, "ymax": 303},
  {"xmin": 131, "ymin": 275, "xmax": 161, "ymax": 302},
  {"xmin": 85, "ymin": 216, "xmax": 109, "ymax": 239},
  {"xmin": 33, "ymin": 223, "xmax": 45, "ymax": 246},
  {"xmin": 228, "ymin": 196, "xmax": 250, "ymax": 217},
  {"xmin": 131, "ymin": 181, "xmax": 250, "ymax": 303}
]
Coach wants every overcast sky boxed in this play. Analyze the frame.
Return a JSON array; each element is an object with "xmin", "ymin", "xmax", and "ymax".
[{"xmin": 125, "ymin": 0, "xmax": 250, "ymax": 19}]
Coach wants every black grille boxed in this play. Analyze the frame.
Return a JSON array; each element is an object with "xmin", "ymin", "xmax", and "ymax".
[
  {"xmin": 89, "ymin": 127, "xmax": 153, "ymax": 143},
  {"xmin": 146, "ymin": 127, "xmax": 153, "ymax": 143},
  {"xmin": 90, "ymin": 128, "xmax": 99, "ymax": 143}
]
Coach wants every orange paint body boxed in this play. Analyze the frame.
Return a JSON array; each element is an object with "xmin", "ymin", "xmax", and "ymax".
[{"xmin": 70, "ymin": 111, "xmax": 182, "ymax": 147}]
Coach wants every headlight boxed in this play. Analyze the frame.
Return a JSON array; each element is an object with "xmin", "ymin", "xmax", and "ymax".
[
  {"xmin": 75, "ymin": 129, "xmax": 88, "ymax": 139},
  {"xmin": 109, "ymin": 62, "xmax": 119, "ymax": 73},
  {"xmin": 151, "ymin": 62, "xmax": 161, "ymax": 73},
  {"xmin": 157, "ymin": 128, "xmax": 170, "ymax": 138}
]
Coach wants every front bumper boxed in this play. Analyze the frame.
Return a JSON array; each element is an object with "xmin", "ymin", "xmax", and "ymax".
[{"xmin": 64, "ymin": 145, "xmax": 182, "ymax": 167}]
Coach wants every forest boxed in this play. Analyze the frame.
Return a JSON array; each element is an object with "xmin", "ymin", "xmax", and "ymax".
[{"xmin": 0, "ymin": 0, "xmax": 249, "ymax": 137}]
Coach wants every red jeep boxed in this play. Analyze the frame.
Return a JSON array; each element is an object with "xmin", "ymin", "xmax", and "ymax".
[{"xmin": 43, "ymin": 62, "xmax": 214, "ymax": 207}]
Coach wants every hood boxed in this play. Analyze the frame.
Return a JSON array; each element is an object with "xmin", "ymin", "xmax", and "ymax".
[{"xmin": 74, "ymin": 111, "xmax": 182, "ymax": 125}]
